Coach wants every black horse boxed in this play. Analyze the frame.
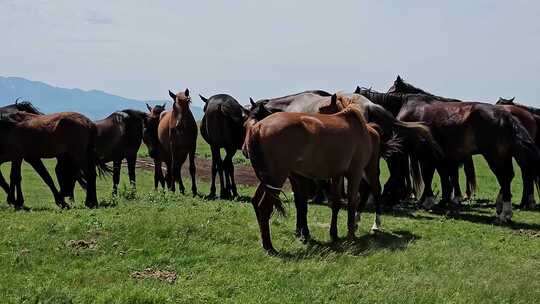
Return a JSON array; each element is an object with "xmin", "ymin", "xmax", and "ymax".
[
  {"xmin": 355, "ymin": 86, "xmax": 540, "ymax": 223},
  {"xmin": 199, "ymin": 94, "xmax": 247, "ymax": 199}
]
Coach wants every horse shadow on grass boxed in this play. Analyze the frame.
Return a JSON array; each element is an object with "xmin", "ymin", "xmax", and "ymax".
[{"xmin": 276, "ymin": 230, "xmax": 420, "ymax": 260}]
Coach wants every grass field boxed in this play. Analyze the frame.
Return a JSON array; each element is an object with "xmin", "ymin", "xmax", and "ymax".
[{"xmin": 0, "ymin": 147, "xmax": 539, "ymax": 303}]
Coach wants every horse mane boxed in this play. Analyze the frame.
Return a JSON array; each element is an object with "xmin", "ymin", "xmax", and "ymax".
[
  {"xmin": 336, "ymin": 94, "xmax": 367, "ymax": 126},
  {"xmin": 120, "ymin": 109, "xmax": 149, "ymax": 121},
  {"xmin": 14, "ymin": 101, "xmax": 43, "ymax": 115},
  {"xmin": 395, "ymin": 77, "xmax": 434, "ymax": 96}
]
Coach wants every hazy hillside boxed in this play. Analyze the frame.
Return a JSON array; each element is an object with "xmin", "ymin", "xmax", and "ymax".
[{"xmin": 0, "ymin": 76, "xmax": 203, "ymax": 120}]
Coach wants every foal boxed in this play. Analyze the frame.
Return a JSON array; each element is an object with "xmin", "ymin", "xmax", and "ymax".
[{"xmin": 244, "ymin": 94, "xmax": 383, "ymax": 253}]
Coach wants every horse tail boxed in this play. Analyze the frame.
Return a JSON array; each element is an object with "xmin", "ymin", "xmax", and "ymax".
[
  {"xmin": 508, "ymin": 115, "xmax": 540, "ymax": 201},
  {"xmin": 463, "ymin": 157, "xmax": 477, "ymax": 198},
  {"xmin": 367, "ymin": 123, "xmax": 401, "ymax": 159},
  {"xmin": 245, "ymin": 126, "xmax": 285, "ymax": 216},
  {"xmin": 365, "ymin": 105, "xmax": 443, "ymax": 160}
]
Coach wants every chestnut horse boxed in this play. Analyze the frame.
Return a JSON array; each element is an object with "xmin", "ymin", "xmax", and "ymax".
[
  {"xmin": 390, "ymin": 76, "xmax": 540, "ymax": 209},
  {"xmin": 143, "ymin": 103, "xmax": 167, "ymax": 190},
  {"xmin": 244, "ymin": 94, "xmax": 386, "ymax": 253},
  {"xmin": 157, "ymin": 89, "xmax": 198, "ymax": 195},
  {"xmin": 355, "ymin": 87, "xmax": 540, "ymax": 223},
  {"xmin": 199, "ymin": 94, "xmax": 248, "ymax": 199},
  {"xmin": 0, "ymin": 111, "xmax": 100, "ymax": 209}
]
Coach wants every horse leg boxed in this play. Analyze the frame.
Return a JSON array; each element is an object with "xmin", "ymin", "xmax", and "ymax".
[
  {"xmin": 112, "ymin": 159, "xmax": 121, "ymax": 195},
  {"xmin": 9, "ymin": 159, "xmax": 24, "ymax": 209},
  {"xmin": 251, "ymin": 183, "xmax": 276, "ymax": 253},
  {"xmin": 224, "ymin": 147, "xmax": 238, "ymax": 198},
  {"xmin": 450, "ymin": 165, "xmax": 464, "ymax": 203},
  {"xmin": 27, "ymin": 158, "xmax": 69, "ymax": 209},
  {"xmin": 79, "ymin": 150, "xmax": 98, "ymax": 208},
  {"xmin": 0, "ymin": 170, "xmax": 10, "ymax": 199},
  {"xmin": 211, "ymin": 146, "xmax": 226, "ymax": 198},
  {"xmin": 189, "ymin": 149, "xmax": 197, "ymax": 196},
  {"xmin": 485, "ymin": 156, "xmax": 514, "ymax": 222},
  {"xmin": 208, "ymin": 146, "xmax": 218, "ymax": 198},
  {"xmin": 346, "ymin": 174, "xmax": 361, "ymax": 240},
  {"xmin": 519, "ymin": 167, "xmax": 536, "ymax": 210},
  {"xmin": 175, "ymin": 151, "xmax": 188, "ymax": 195},
  {"xmin": 419, "ymin": 162, "xmax": 437, "ymax": 209},
  {"xmin": 127, "ymin": 155, "xmax": 137, "ymax": 190},
  {"xmin": 289, "ymin": 175, "xmax": 310, "ymax": 242},
  {"xmin": 364, "ymin": 156, "xmax": 383, "ymax": 232}
]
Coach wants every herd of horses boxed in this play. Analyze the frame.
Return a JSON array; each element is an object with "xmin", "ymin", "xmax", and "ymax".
[{"xmin": 1, "ymin": 76, "xmax": 540, "ymax": 253}]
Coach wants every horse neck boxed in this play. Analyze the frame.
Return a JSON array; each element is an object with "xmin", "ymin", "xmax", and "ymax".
[
  {"xmin": 362, "ymin": 91, "xmax": 404, "ymax": 116},
  {"xmin": 511, "ymin": 102, "xmax": 540, "ymax": 116}
]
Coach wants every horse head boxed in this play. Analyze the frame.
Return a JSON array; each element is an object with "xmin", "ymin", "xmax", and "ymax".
[{"xmin": 496, "ymin": 97, "xmax": 515, "ymax": 105}]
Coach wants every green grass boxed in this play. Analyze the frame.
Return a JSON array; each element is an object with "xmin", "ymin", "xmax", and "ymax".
[{"xmin": 0, "ymin": 157, "xmax": 539, "ymax": 303}]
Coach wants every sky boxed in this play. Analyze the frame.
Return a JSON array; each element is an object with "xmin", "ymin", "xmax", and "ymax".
[{"xmin": 1, "ymin": 0, "xmax": 540, "ymax": 107}]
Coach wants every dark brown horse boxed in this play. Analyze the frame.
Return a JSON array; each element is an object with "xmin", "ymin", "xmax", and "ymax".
[
  {"xmin": 143, "ymin": 103, "xmax": 167, "ymax": 190},
  {"xmin": 199, "ymin": 94, "xmax": 248, "ymax": 199},
  {"xmin": 0, "ymin": 101, "xmax": 72, "ymax": 208},
  {"xmin": 0, "ymin": 111, "xmax": 100, "ymax": 209},
  {"xmin": 157, "ymin": 89, "xmax": 198, "ymax": 195},
  {"xmin": 244, "ymin": 94, "xmax": 385, "ymax": 253},
  {"xmin": 56, "ymin": 109, "xmax": 148, "ymax": 197},
  {"xmin": 355, "ymin": 86, "xmax": 540, "ymax": 223},
  {"xmin": 390, "ymin": 76, "xmax": 540, "ymax": 209}
]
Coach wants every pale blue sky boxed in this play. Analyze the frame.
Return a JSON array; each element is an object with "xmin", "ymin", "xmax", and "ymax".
[{"xmin": 1, "ymin": 0, "xmax": 539, "ymax": 107}]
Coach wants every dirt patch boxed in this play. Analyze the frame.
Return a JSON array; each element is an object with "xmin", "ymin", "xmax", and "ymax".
[
  {"xmin": 136, "ymin": 156, "xmax": 260, "ymax": 186},
  {"xmin": 131, "ymin": 268, "xmax": 177, "ymax": 284},
  {"xmin": 66, "ymin": 239, "xmax": 97, "ymax": 250},
  {"xmin": 514, "ymin": 229, "xmax": 540, "ymax": 238}
]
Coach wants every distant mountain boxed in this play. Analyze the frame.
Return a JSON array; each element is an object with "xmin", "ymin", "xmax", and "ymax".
[{"xmin": 0, "ymin": 76, "xmax": 204, "ymax": 120}]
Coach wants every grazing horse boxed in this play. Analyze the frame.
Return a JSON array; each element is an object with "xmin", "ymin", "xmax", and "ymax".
[
  {"xmin": 244, "ymin": 94, "xmax": 386, "ymax": 252},
  {"xmin": 389, "ymin": 76, "xmax": 540, "ymax": 209},
  {"xmin": 143, "ymin": 103, "xmax": 167, "ymax": 190},
  {"xmin": 199, "ymin": 94, "xmax": 248, "ymax": 199},
  {"xmin": 157, "ymin": 89, "xmax": 198, "ymax": 195},
  {"xmin": 0, "ymin": 111, "xmax": 100, "ymax": 209},
  {"xmin": 355, "ymin": 87, "xmax": 540, "ymax": 223}
]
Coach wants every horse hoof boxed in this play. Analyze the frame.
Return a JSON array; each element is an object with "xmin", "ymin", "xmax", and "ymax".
[{"xmin": 421, "ymin": 197, "xmax": 437, "ymax": 210}]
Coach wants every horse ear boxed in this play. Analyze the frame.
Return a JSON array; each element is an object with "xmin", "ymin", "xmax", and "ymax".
[
  {"xmin": 396, "ymin": 75, "xmax": 403, "ymax": 83},
  {"xmin": 184, "ymin": 88, "xmax": 190, "ymax": 97},
  {"xmin": 199, "ymin": 94, "xmax": 208, "ymax": 103},
  {"xmin": 168, "ymin": 90, "xmax": 176, "ymax": 100},
  {"xmin": 510, "ymin": 97, "xmax": 515, "ymax": 102},
  {"xmin": 146, "ymin": 103, "xmax": 152, "ymax": 112},
  {"xmin": 250, "ymin": 97, "xmax": 256, "ymax": 107},
  {"xmin": 354, "ymin": 86, "xmax": 361, "ymax": 94}
]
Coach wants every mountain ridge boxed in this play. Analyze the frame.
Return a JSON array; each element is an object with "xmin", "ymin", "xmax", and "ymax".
[{"xmin": 0, "ymin": 76, "xmax": 204, "ymax": 120}]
